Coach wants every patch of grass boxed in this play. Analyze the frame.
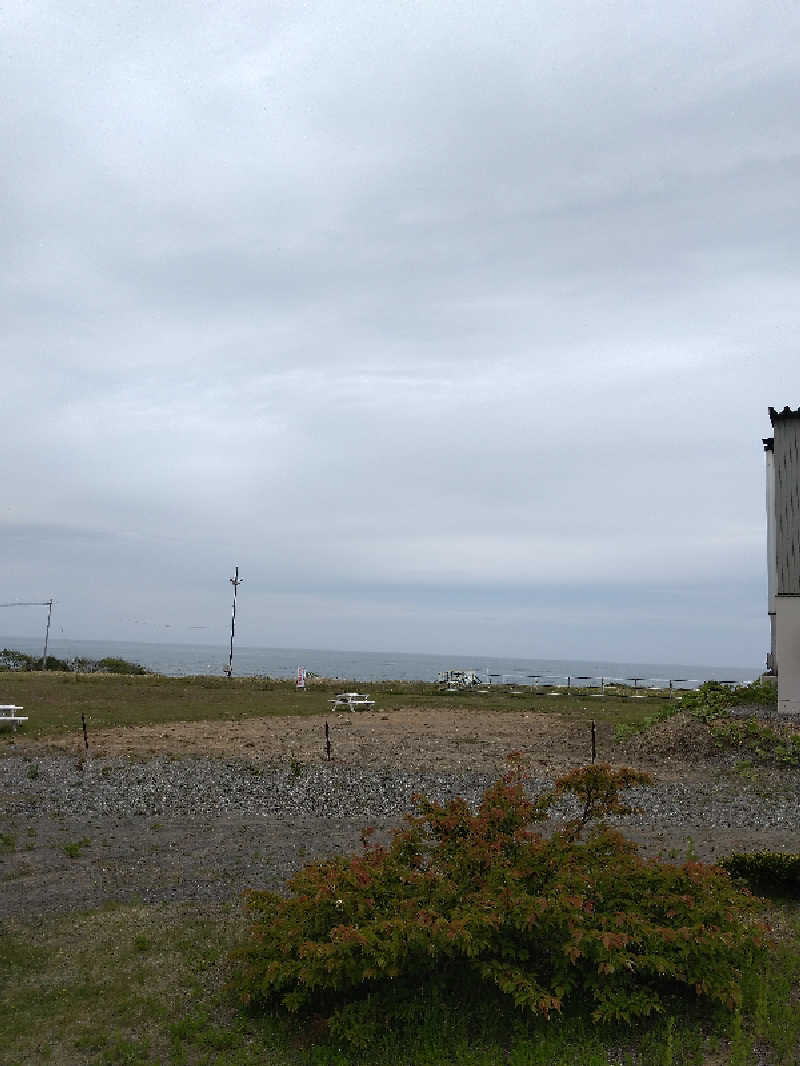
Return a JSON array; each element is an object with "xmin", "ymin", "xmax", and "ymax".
[
  {"xmin": 1, "ymin": 898, "xmax": 799, "ymax": 1065},
  {"xmin": 0, "ymin": 672, "xmax": 671, "ymax": 740},
  {"xmin": 0, "ymin": 831, "xmax": 17, "ymax": 853},
  {"xmin": 613, "ymin": 701, "xmax": 684, "ymax": 741},
  {"xmin": 63, "ymin": 836, "xmax": 91, "ymax": 859}
]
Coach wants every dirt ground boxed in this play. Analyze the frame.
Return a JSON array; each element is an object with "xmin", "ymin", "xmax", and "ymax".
[
  {"xmin": 3, "ymin": 708, "xmax": 800, "ymax": 921},
  {"xmin": 9, "ymin": 705, "xmax": 723, "ymax": 779}
]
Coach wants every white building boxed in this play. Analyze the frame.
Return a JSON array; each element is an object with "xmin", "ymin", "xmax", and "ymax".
[{"xmin": 764, "ymin": 406, "xmax": 800, "ymax": 713}]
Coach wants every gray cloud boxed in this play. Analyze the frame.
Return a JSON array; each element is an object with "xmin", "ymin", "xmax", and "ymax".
[{"xmin": 2, "ymin": 1, "xmax": 798, "ymax": 667}]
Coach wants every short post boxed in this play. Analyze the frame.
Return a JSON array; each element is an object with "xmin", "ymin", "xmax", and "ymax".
[
  {"xmin": 567, "ymin": 675, "xmax": 571, "ymax": 693},
  {"xmin": 325, "ymin": 720, "xmax": 331, "ymax": 761},
  {"xmin": 591, "ymin": 720, "xmax": 596, "ymax": 764},
  {"xmin": 81, "ymin": 713, "xmax": 89, "ymax": 757}
]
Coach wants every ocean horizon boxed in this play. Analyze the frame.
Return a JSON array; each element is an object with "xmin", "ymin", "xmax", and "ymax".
[{"xmin": 0, "ymin": 635, "xmax": 761, "ymax": 688}]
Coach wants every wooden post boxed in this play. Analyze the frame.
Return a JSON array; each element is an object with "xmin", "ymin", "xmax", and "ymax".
[
  {"xmin": 591, "ymin": 720, "xmax": 596, "ymax": 764},
  {"xmin": 81, "ymin": 713, "xmax": 89, "ymax": 756},
  {"xmin": 325, "ymin": 720, "xmax": 331, "ymax": 761}
]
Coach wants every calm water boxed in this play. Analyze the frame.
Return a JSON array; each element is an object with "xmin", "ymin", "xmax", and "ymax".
[{"xmin": 0, "ymin": 635, "xmax": 760, "ymax": 689}]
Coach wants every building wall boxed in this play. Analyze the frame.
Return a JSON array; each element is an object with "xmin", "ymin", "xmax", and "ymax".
[
  {"xmin": 765, "ymin": 444, "xmax": 777, "ymax": 670},
  {"xmin": 774, "ymin": 418, "xmax": 800, "ymax": 595},
  {"xmin": 776, "ymin": 596, "xmax": 800, "ymax": 714}
]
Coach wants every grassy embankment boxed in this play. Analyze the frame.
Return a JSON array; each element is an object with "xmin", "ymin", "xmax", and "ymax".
[{"xmin": 2, "ymin": 672, "xmax": 799, "ymax": 1065}]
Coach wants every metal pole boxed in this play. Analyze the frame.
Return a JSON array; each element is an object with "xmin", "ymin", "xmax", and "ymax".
[
  {"xmin": 226, "ymin": 566, "xmax": 242, "ymax": 678},
  {"xmin": 41, "ymin": 599, "xmax": 53, "ymax": 670}
]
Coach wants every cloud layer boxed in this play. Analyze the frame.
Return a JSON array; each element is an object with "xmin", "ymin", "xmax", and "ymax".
[{"xmin": 3, "ymin": 1, "xmax": 799, "ymax": 666}]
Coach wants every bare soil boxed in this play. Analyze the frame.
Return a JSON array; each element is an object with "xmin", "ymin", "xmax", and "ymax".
[
  {"xmin": 3, "ymin": 708, "xmax": 800, "ymax": 921},
  {"xmin": 8, "ymin": 706, "xmax": 713, "ymax": 778}
]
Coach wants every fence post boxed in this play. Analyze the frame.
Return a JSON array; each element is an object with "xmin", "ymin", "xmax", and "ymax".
[
  {"xmin": 325, "ymin": 720, "xmax": 331, "ymax": 761},
  {"xmin": 591, "ymin": 720, "xmax": 596, "ymax": 764},
  {"xmin": 81, "ymin": 713, "xmax": 89, "ymax": 757}
]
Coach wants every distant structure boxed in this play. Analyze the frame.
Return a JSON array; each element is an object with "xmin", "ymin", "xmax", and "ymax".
[{"xmin": 763, "ymin": 407, "xmax": 800, "ymax": 713}]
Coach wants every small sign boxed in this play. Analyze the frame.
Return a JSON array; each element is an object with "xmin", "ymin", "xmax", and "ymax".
[{"xmin": 296, "ymin": 666, "xmax": 305, "ymax": 690}]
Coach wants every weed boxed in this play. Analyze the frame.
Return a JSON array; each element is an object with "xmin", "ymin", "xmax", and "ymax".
[
  {"xmin": 0, "ymin": 831, "xmax": 17, "ymax": 853},
  {"xmin": 63, "ymin": 837, "xmax": 91, "ymax": 859}
]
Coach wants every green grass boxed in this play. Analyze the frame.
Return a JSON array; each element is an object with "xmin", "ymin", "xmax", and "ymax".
[
  {"xmin": 0, "ymin": 671, "xmax": 679, "ymax": 739},
  {"xmin": 63, "ymin": 836, "xmax": 91, "ymax": 859},
  {"xmin": 1, "ymin": 899, "xmax": 799, "ymax": 1065}
]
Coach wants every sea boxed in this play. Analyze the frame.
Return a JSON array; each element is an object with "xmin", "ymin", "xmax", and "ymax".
[{"xmin": 0, "ymin": 636, "xmax": 761, "ymax": 690}]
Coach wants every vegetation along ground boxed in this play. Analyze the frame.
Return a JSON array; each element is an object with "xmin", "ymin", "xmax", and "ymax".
[{"xmin": 2, "ymin": 669, "xmax": 800, "ymax": 1064}]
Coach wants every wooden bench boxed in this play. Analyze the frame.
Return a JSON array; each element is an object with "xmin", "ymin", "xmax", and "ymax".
[{"xmin": 0, "ymin": 705, "xmax": 28, "ymax": 728}]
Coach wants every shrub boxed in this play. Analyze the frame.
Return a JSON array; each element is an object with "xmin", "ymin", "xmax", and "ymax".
[
  {"xmin": 0, "ymin": 647, "xmax": 70, "ymax": 671},
  {"xmin": 230, "ymin": 762, "xmax": 768, "ymax": 1048},
  {"xmin": 94, "ymin": 656, "xmax": 148, "ymax": 675},
  {"xmin": 721, "ymin": 851, "xmax": 800, "ymax": 896},
  {"xmin": 709, "ymin": 715, "xmax": 800, "ymax": 767},
  {"xmin": 683, "ymin": 680, "xmax": 777, "ymax": 723},
  {"xmin": 0, "ymin": 649, "xmax": 148, "ymax": 675}
]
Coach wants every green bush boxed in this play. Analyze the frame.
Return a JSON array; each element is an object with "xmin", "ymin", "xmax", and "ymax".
[
  {"xmin": 95, "ymin": 656, "xmax": 148, "ymax": 675},
  {"xmin": 709, "ymin": 715, "xmax": 800, "ymax": 767},
  {"xmin": 721, "ymin": 851, "xmax": 800, "ymax": 896},
  {"xmin": 0, "ymin": 647, "xmax": 70, "ymax": 671},
  {"xmin": 230, "ymin": 763, "xmax": 767, "ymax": 1049},
  {"xmin": 0, "ymin": 648, "xmax": 147, "ymax": 675},
  {"xmin": 683, "ymin": 680, "xmax": 777, "ymax": 723}
]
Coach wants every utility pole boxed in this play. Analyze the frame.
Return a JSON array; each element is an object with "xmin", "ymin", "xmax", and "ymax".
[
  {"xmin": 226, "ymin": 566, "xmax": 242, "ymax": 678},
  {"xmin": 42, "ymin": 599, "xmax": 54, "ymax": 670},
  {"xmin": 0, "ymin": 600, "xmax": 54, "ymax": 670}
]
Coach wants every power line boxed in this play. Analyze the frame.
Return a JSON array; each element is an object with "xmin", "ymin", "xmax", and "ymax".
[{"xmin": 0, "ymin": 601, "xmax": 52, "ymax": 607}]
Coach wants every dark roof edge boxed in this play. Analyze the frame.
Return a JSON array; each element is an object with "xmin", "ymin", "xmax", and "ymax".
[
  {"xmin": 763, "ymin": 437, "xmax": 774, "ymax": 451},
  {"xmin": 769, "ymin": 406, "xmax": 800, "ymax": 426}
]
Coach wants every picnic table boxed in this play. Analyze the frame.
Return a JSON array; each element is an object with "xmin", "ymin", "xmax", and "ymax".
[
  {"xmin": 328, "ymin": 692, "xmax": 376, "ymax": 711},
  {"xmin": 0, "ymin": 704, "xmax": 28, "ymax": 729}
]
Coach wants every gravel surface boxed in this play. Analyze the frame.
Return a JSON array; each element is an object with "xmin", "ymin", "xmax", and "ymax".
[{"xmin": 3, "ymin": 748, "xmax": 800, "ymax": 920}]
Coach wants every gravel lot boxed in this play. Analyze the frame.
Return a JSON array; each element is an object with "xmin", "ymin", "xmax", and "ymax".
[{"xmin": 2, "ymin": 708, "xmax": 800, "ymax": 920}]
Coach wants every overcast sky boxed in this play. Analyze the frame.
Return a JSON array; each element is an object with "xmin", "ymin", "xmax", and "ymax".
[{"xmin": 2, "ymin": 1, "xmax": 799, "ymax": 667}]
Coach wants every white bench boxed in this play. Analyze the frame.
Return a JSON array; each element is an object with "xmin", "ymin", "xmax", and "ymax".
[{"xmin": 0, "ymin": 705, "xmax": 28, "ymax": 728}]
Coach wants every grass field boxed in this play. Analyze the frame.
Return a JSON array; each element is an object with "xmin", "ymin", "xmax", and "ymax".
[
  {"xmin": 0, "ymin": 671, "xmax": 676, "ymax": 739},
  {"xmin": 3, "ymin": 895, "xmax": 800, "ymax": 1065}
]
